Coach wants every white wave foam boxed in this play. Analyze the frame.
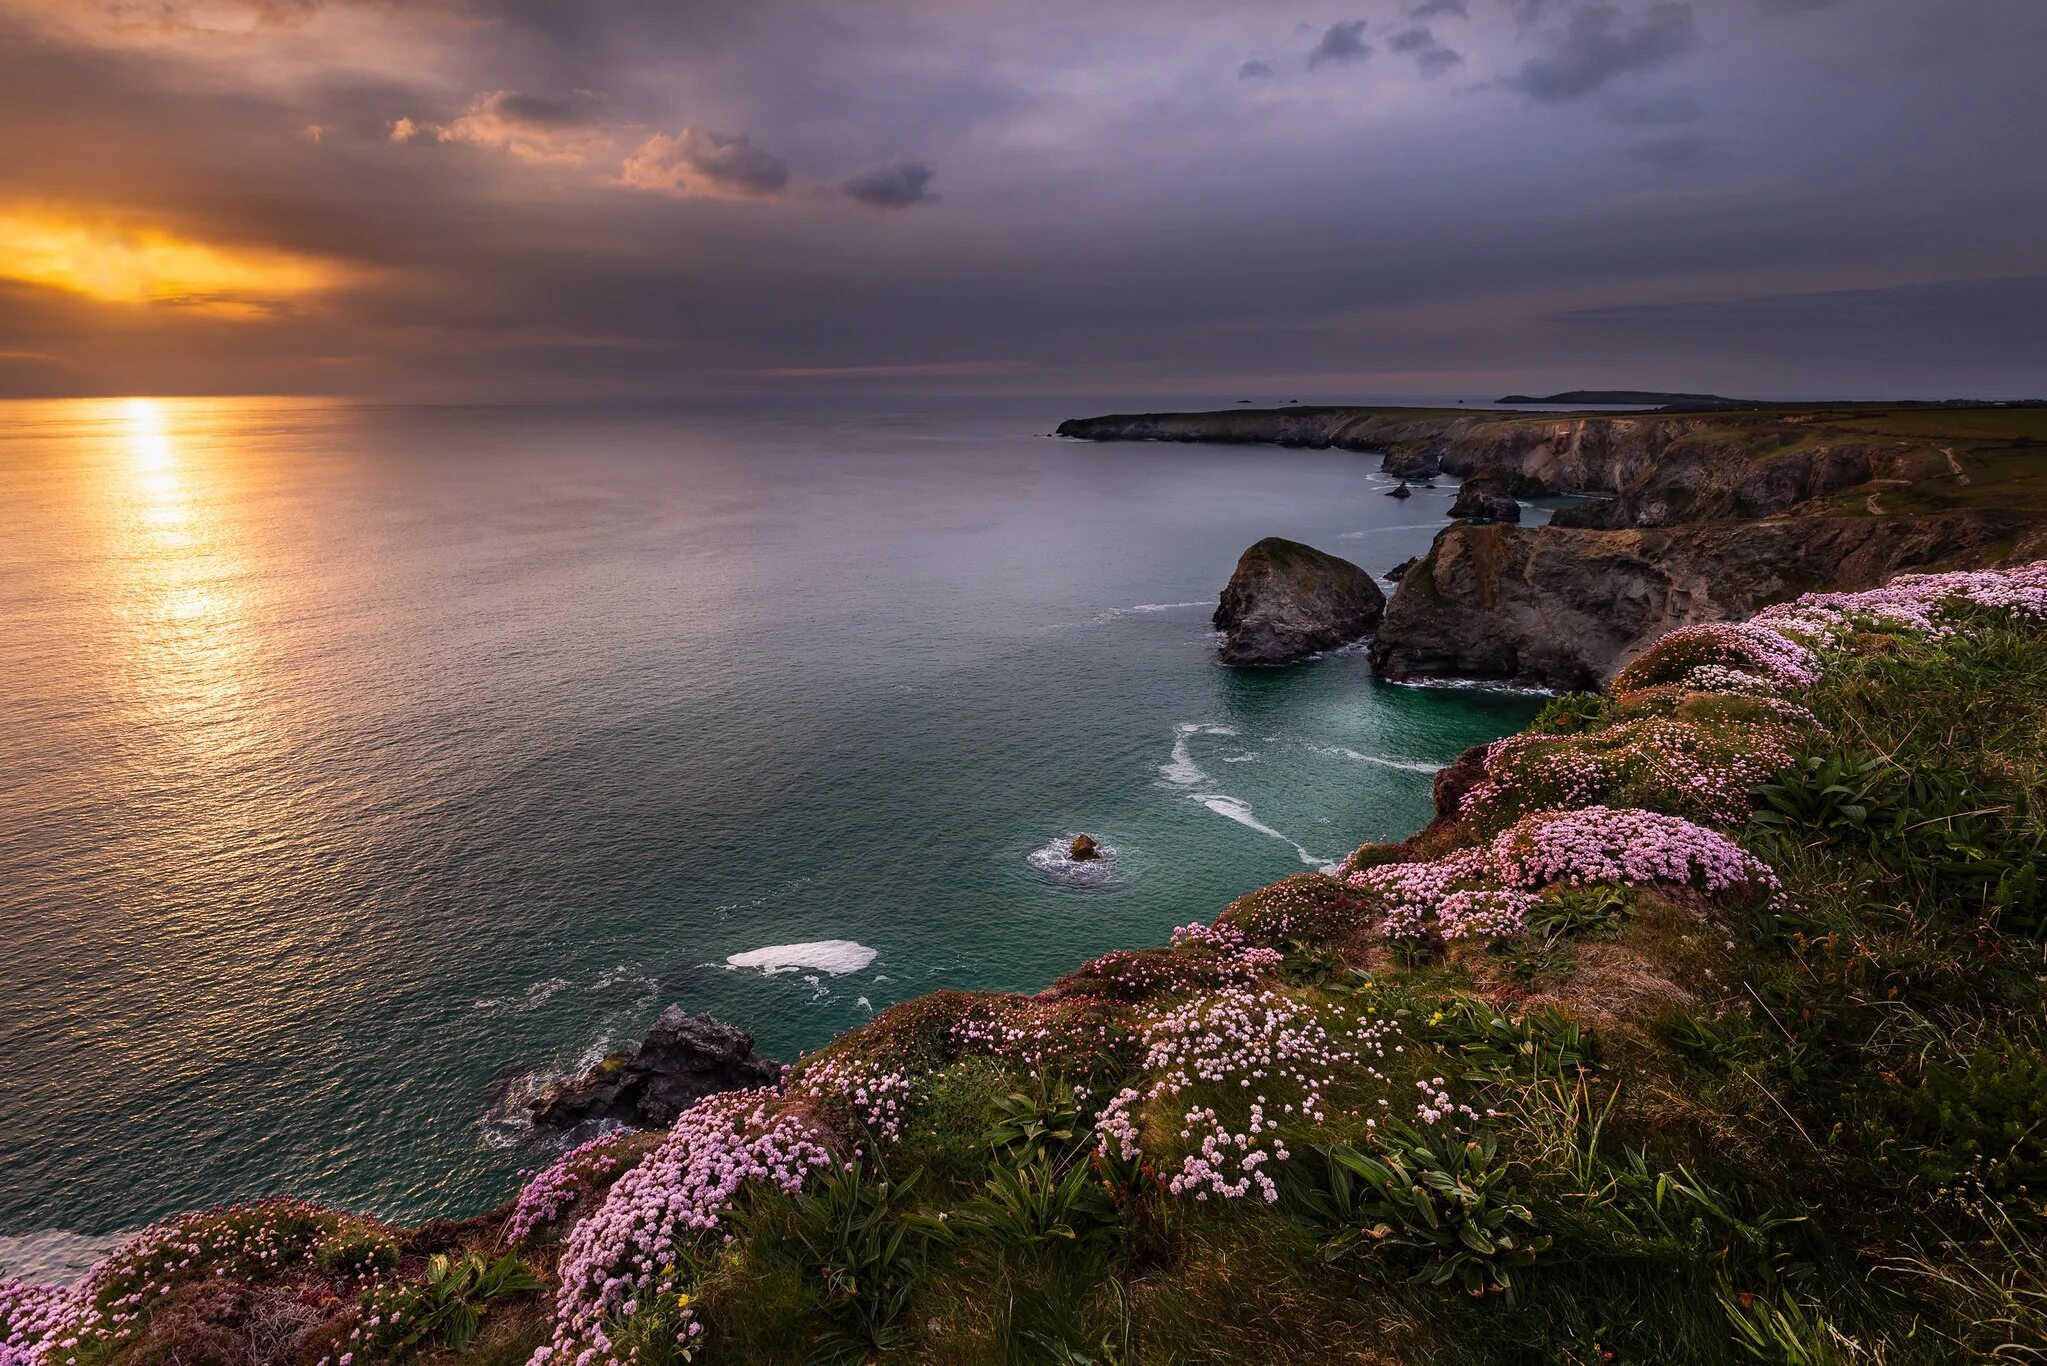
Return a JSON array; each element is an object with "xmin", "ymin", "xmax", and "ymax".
[
  {"xmin": 1026, "ymin": 835, "xmax": 1118, "ymax": 887},
  {"xmin": 726, "ymin": 940, "xmax": 878, "ymax": 976},
  {"xmin": 1309, "ymin": 745, "xmax": 1444, "ymax": 774},
  {"xmin": 1387, "ymin": 676, "xmax": 1555, "ymax": 696},
  {"xmin": 1220, "ymin": 752, "xmax": 1259, "ymax": 763},
  {"xmin": 473, "ymin": 976, "xmax": 572, "ymax": 1013},
  {"xmin": 1193, "ymin": 794, "xmax": 1339, "ymax": 872},
  {"xmin": 1161, "ymin": 721, "xmax": 1236, "ymax": 786}
]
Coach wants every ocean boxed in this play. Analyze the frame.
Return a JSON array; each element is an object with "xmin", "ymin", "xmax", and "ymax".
[{"xmin": 0, "ymin": 394, "xmax": 1543, "ymax": 1260}]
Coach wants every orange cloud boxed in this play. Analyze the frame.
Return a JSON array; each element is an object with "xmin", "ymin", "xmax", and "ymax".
[{"xmin": 0, "ymin": 206, "xmax": 347, "ymax": 317}]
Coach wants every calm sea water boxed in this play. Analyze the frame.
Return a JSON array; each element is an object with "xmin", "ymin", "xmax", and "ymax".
[{"xmin": 0, "ymin": 395, "xmax": 1542, "ymax": 1253}]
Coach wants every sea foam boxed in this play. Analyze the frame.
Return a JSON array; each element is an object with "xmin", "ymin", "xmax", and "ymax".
[{"xmin": 726, "ymin": 940, "xmax": 878, "ymax": 976}]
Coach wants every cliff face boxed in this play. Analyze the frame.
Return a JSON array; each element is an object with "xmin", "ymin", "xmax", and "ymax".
[
  {"xmin": 1056, "ymin": 407, "xmax": 1970, "ymax": 528},
  {"xmin": 1213, "ymin": 536, "xmax": 1385, "ymax": 666},
  {"xmin": 1370, "ymin": 513, "xmax": 2034, "ymax": 688}
]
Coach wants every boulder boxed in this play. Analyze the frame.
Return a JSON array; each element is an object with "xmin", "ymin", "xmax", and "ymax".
[
  {"xmin": 1448, "ymin": 474, "xmax": 1522, "ymax": 523},
  {"xmin": 529, "ymin": 1007, "xmax": 781, "ymax": 1130},
  {"xmin": 1386, "ymin": 556, "xmax": 1419, "ymax": 582},
  {"xmin": 1213, "ymin": 537, "xmax": 1387, "ymax": 667},
  {"xmin": 1386, "ymin": 482, "xmax": 1413, "ymax": 499},
  {"xmin": 1068, "ymin": 834, "xmax": 1102, "ymax": 861}
]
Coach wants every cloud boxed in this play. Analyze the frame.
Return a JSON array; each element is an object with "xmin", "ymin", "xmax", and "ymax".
[
  {"xmin": 1509, "ymin": 3, "xmax": 1699, "ymax": 101},
  {"xmin": 842, "ymin": 159, "xmax": 938, "ymax": 208},
  {"xmin": 1308, "ymin": 19, "xmax": 1372, "ymax": 67},
  {"xmin": 1389, "ymin": 26, "xmax": 1464, "ymax": 74},
  {"xmin": 1411, "ymin": 0, "xmax": 1470, "ymax": 17},
  {"xmin": 1755, "ymin": 0, "xmax": 1840, "ymax": 12},
  {"xmin": 1238, "ymin": 59, "xmax": 1275, "ymax": 79},
  {"xmin": 429, "ymin": 90, "xmax": 611, "ymax": 164},
  {"xmin": 1621, "ymin": 131, "xmax": 1715, "ymax": 169},
  {"xmin": 619, "ymin": 128, "xmax": 790, "ymax": 198},
  {"xmin": 1609, "ymin": 91, "xmax": 1703, "ymax": 125}
]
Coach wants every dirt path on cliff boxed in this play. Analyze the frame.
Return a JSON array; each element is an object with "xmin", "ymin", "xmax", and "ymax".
[{"xmin": 1943, "ymin": 447, "xmax": 1971, "ymax": 484}]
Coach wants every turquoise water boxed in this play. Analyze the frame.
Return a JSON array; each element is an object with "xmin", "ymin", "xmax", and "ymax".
[{"xmin": 0, "ymin": 396, "xmax": 1541, "ymax": 1247}]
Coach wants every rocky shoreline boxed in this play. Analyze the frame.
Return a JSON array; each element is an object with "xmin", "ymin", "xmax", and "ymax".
[{"xmin": 1063, "ymin": 404, "xmax": 2047, "ymax": 688}]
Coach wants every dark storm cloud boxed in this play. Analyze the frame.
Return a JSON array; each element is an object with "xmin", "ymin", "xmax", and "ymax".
[
  {"xmin": 1620, "ymin": 131, "xmax": 1714, "ymax": 169},
  {"xmin": 1509, "ymin": 3, "xmax": 1698, "ymax": 101},
  {"xmin": 1, "ymin": 0, "xmax": 2044, "ymax": 400},
  {"xmin": 1238, "ymin": 59, "xmax": 1275, "ymax": 79},
  {"xmin": 1390, "ymin": 26, "xmax": 1463, "ymax": 74},
  {"xmin": 842, "ymin": 159, "xmax": 937, "ymax": 208},
  {"xmin": 1308, "ymin": 20, "xmax": 1372, "ymax": 66}
]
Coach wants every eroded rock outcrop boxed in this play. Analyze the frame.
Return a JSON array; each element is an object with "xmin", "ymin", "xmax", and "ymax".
[
  {"xmin": 1448, "ymin": 474, "xmax": 1521, "ymax": 523},
  {"xmin": 1213, "ymin": 537, "xmax": 1386, "ymax": 667},
  {"xmin": 1370, "ymin": 513, "xmax": 2032, "ymax": 689},
  {"xmin": 529, "ymin": 1007, "xmax": 781, "ymax": 1130}
]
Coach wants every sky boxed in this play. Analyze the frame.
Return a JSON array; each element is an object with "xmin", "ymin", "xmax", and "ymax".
[{"xmin": 0, "ymin": 0, "xmax": 2043, "ymax": 401}]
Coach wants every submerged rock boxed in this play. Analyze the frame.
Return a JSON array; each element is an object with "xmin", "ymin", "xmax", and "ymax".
[
  {"xmin": 1448, "ymin": 474, "xmax": 1521, "ymax": 523},
  {"xmin": 1068, "ymin": 834, "xmax": 1102, "ymax": 861},
  {"xmin": 529, "ymin": 1007, "xmax": 781, "ymax": 1130},
  {"xmin": 1213, "ymin": 537, "xmax": 1387, "ymax": 667}
]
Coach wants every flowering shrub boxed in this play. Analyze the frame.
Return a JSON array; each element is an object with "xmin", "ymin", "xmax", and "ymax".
[
  {"xmin": 1613, "ymin": 622, "xmax": 1819, "ymax": 695},
  {"xmin": 1492, "ymin": 805, "xmax": 1778, "ymax": 898},
  {"xmin": 947, "ymin": 995, "xmax": 1136, "ymax": 1083},
  {"xmin": 509, "ymin": 1130, "xmax": 659, "ymax": 1244},
  {"xmin": 1349, "ymin": 806, "xmax": 1774, "ymax": 944},
  {"xmin": 4, "ymin": 1201, "xmax": 340, "ymax": 1366},
  {"xmin": 789, "ymin": 1055, "xmax": 916, "ymax": 1143},
  {"xmin": 1753, "ymin": 560, "xmax": 2047, "ymax": 642},
  {"xmin": 539, "ymin": 1089, "xmax": 833, "ymax": 1365},
  {"xmin": 1214, "ymin": 874, "xmax": 1375, "ymax": 947},
  {"xmin": 1054, "ymin": 922, "xmax": 1282, "ymax": 1005},
  {"xmin": 1456, "ymin": 716, "xmax": 1796, "ymax": 829},
  {"xmin": 1097, "ymin": 987, "xmax": 1398, "ymax": 1204},
  {"xmin": 1, "ymin": 1279, "xmax": 78, "ymax": 1366}
]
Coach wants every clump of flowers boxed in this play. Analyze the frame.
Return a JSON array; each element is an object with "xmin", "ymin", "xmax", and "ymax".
[
  {"xmin": 1459, "ymin": 715, "xmax": 1799, "ymax": 829},
  {"xmin": 509, "ymin": 1130, "xmax": 657, "ymax": 1243},
  {"xmin": 1492, "ymin": 805, "xmax": 1777, "ymax": 897},
  {"xmin": 948, "ymin": 995, "xmax": 1136, "ymax": 1082},
  {"xmin": 1097, "ymin": 987, "xmax": 1398, "ymax": 1203},
  {"xmin": 4, "ymin": 1201, "xmax": 340, "ymax": 1366},
  {"xmin": 1613, "ymin": 622, "xmax": 1819, "ymax": 695},
  {"xmin": 1214, "ymin": 873, "xmax": 1373, "ymax": 947},
  {"xmin": 1, "ymin": 1279, "xmax": 80, "ymax": 1366},
  {"xmin": 1348, "ymin": 806, "xmax": 1773, "ymax": 944},
  {"xmin": 540, "ymin": 1089, "xmax": 833, "ymax": 1365},
  {"xmin": 1753, "ymin": 561, "xmax": 2047, "ymax": 642},
  {"xmin": 789, "ymin": 1055, "xmax": 916, "ymax": 1143}
]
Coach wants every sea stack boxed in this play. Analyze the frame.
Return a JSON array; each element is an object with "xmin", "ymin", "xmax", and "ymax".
[
  {"xmin": 1068, "ymin": 833, "xmax": 1101, "ymax": 860},
  {"xmin": 1213, "ymin": 537, "xmax": 1386, "ymax": 667},
  {"xmin": 1448, "ymin": 473, "xmax": 1522, "ymax": 523},
  {"xmin": 529, "ymin": 1007, "xmax": 782, "ymax": 1130}
]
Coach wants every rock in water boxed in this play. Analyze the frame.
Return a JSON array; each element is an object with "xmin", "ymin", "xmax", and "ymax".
[
  {"xmin": 1386, "ymin": 556, "xmax": 1419, "ymax": 582},
  {"xmin": 529, "ymin": 1007, "xmax": 781, "ymax": 1130},
  {"xmin": 1386, "ymin": 482, "xmax": 1413, "ymax": 499},
  {"xmin": 1213, "ymin": 537, "xmax": 1387, "ymax": 667},
  {"xmin": 1448, "ymin": 474, "xmax": 1522, "ymax": 523},
  {"xmin": 1068, "ymin": 834, "xmax": 1101, "ymax": 861}
]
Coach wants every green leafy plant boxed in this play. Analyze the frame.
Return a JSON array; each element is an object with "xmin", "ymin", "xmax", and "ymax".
[
  {"xmin": 1533, "ymin": 691, "xmax": 1609, "ymax": 736},
  {"xmin": 780, "ymin": 1162, "xmax": 941, "ymax": 1362},
  {"xmin": 1312, "ymin": 1122, "xmax": 1548, "ymax": 1301},
  {"xmin": 954, "ymin": 1157, "xmax": 1118, "ymax": 1253},
  {"xmin": 1719, "ymin": 1287, "xmax": 1858, "ymax": 1365},
  {"xmin": 984, "ymin": 1076, "xmax": 1085, "ymax": 1164},
  {"xmin": 356, "ymin": 1251, "xmax": 541, "ymax": 1359},
  {"xmin": 1434, "ymin": 1001, "xmax": 1596, "ymax": 1079},
  {"xmin": 1748, "ymin": 748, "xmax": 1900, "ymax": 846}
]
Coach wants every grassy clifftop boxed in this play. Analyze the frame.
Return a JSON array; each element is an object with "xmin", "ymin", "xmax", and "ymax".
[{"xmin": 8, "ymin": 565, "xmax": 2047, "ymax": 1365}]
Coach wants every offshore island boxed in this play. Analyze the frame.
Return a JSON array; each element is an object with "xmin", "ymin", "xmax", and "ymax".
[{"xmin": 6, "ymin": 403, "xmax": 2046, "ymax": 1365}]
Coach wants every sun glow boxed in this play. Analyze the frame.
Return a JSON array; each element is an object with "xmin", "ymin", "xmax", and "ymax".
[{"xmin": 0, "ymin": 208, "xmax": 341, "ymax": 314}]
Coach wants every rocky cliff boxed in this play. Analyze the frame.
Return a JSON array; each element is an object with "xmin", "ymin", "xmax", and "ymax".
[
  {"xmin": 1212, "ymin": 537, "xmax": 1385, "ymax": 666},
  {"xmin": 1064, "ymin": 403, "xmax": 2047, "ymax": 687},
  {"xmin": 1370, "ymin": 512, "xmax": 2036, "ymax": 688}
]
